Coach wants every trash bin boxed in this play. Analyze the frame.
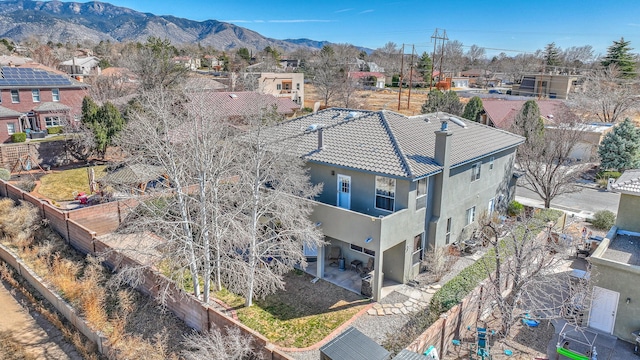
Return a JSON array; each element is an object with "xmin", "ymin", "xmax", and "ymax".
[{"xmin": 338, "ymin": 258, "xmax": 345, "ymax": 271}]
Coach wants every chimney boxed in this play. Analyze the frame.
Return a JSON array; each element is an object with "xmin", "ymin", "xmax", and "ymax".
[
  {"xmin": 434, "ymin": 120, "xmax": 452, "ymax": 168},
  {"xmin": 317, "ymin": 128, "xmax": 324, "ymax": 150}
]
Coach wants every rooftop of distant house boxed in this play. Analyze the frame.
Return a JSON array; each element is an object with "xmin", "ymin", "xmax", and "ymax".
[{"xmin": 482, "ymin": 99, "xmax": 578, "ymax": 129}]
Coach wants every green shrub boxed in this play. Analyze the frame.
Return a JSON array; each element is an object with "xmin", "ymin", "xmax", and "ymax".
[
  {"xmin": 46, "ymin": 126, "xmax": 63, "ymax": 135},
  {"xmin": 16, "ymin": 180, "xmax": 35, "ymax": 192},
  {"xmin": 11, "ymin": 132, "xmax": 26, "ymax": 143},
  {"xmin": 596, "ymin": 171, "xmax": 622, "ymax": 180},
  {"xmin": 0, "ymin": 168, "xmax": 9, "ymax": 181},
  {"xmin": 507, "ymin": 200, "xmax": 524, "ymax": 216},
  {"xmin": 591, "ymin": 210, "xmax": 616, "ymax": 230}
]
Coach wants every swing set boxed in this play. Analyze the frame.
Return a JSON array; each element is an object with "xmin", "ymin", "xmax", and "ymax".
[{"xmin": 556, "ymin": 323, "xmax": 598, "ymax": 360}]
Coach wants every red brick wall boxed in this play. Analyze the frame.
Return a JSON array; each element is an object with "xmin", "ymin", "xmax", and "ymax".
[{"xmin": 0, "ymin": 87, "xmax": 87, "ymax": 117}]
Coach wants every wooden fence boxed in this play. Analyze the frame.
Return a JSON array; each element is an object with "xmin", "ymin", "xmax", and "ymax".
[{"xmin": 0, "ymin": 180, "xmax": 292, "ymax": 360}]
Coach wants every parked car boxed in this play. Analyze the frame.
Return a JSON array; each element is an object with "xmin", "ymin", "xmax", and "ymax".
[{"xmin": 488, "ymin": 89, "xmax": 503, "ymax": 94}]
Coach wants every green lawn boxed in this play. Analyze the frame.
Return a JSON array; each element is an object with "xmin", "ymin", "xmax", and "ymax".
[
  {"xmin": 216, "ymin": 270, "xmax": 369, "ymax": 348},
  {"xmin": 37, "ymin": 166, "xmax": 107, "ymax": 201}
]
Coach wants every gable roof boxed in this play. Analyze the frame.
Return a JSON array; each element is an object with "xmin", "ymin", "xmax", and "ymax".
[
  {"xmin": 59, "ymin": 56, "xmax": 100, "ymax": 67},
  {"xmin": 0, "ymin": 105, "xmax": 23, "ymax": 118},
  {"xmin": 33, "ymin": 102, "xmax": 71, "ymax": 112},
  {"xmin": 260, "ymin": 108, "xmax": 524, "ymax": 179},
  {"xmin": 612, "ymin": 169, "xmax": 640, "ymax": 195},
  {"xmin": 482, "ymin": 99, "xmax": 576, "ymax": 129}
]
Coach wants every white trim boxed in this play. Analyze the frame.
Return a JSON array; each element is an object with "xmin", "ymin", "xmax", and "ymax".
[
  {"xmin": 337, "ymin": 174, "xmax": 351, "ymax": 210},
  {"xmin": 374, "ymin": 175, "xmax": 396, "ymax": 212}
]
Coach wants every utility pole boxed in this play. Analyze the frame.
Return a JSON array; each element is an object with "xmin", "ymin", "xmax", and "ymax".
[
  {"xmin": 397, "ymin": 44, "xmax": 405, "ymax": 111},
  {"xmin": 407, "ymin": 45, "xmax": 415, "ymax": 109},
  {"xmin": 430, "ymin": 28, "xmax": 448, "ymax": 91}
]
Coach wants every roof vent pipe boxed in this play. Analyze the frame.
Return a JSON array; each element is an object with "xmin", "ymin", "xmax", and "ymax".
[{"xmin": 318, "ymin": 128, "xmax": 324, "ymax": 150}]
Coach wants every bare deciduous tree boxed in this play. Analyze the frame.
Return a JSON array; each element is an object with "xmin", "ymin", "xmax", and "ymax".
[
  {"xmin": 571, "ymin": 66, "xmax": 640, "ymax": 123},
  {"xmin": 476, "ymin": 213, "xmax": 588, "ymax": 337},
  {"xmin": 181, "ymin": 327, "xmax": 263, "ymax": 360},
  {"xmin": 226, "ymin": 108, "xmax": 324, "ymax": 307},
  {"xmin": 513, "ymin": 104, "xmax": 587, "ymax": 208}
]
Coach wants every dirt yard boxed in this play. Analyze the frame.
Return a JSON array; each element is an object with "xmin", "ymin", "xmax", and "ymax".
[
  {"xmin": 304, "ymin": 85, "xmax": 433, "ymax": 116},
  {"xmin": 0, "ymin": 280, "xmax": 83, "ymax": 360}
]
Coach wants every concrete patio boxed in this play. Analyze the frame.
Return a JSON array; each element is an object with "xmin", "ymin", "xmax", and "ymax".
[{"xmin": 302, "ymin": 260, "xmax": 402, "ymax": 299}]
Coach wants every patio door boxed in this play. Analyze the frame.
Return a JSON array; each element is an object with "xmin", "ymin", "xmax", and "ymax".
[
  {"xmin": 589, "ymin": 286, "xmax": 618, "ymax": 334},
  {"xmin": 337, "ymin": 174, "xmax": 351, "ymax": 210}
]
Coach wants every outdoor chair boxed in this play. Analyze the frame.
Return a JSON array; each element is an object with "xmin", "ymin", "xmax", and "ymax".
[
  {"xmin": 328, "ymin": 246, "xmax": 341, "ymax": 267},
  {"xmin": 362, "ymin": 257, "xmax": 374, "ymax": 273}
]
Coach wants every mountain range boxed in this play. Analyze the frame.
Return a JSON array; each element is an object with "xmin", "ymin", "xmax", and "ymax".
[{"xmin": 0, "ymin": 0, "xmax": 331, "ymax": 51}]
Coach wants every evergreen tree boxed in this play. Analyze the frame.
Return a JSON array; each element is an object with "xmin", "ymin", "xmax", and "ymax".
[
  {"xmin": 237, "ymin": 47, "xmax": 251, "ymax": 62},
  {"xmin": 543, "ymin": 42, "xmax": 561, "ymax": 68},
  {"xmin": 80, "ymin": 97, "xmax": 125, "ymax": 159},
  {"xmin": 462, "ymin": 96, "xmax": 483, "ymax": 122},
  {"xmin": 421, "ymin": 90, "xmax": 463, "ymax": 116},
  {"xmin": 598, "ymin": 118, "xmax": 640, "ymax": 171},
  {"xmin": 513, "ymin": 100, "xmax": 544, "ymax": 142},
  {"xmin": 417, "ymin": 52, "xmax": 432, "ymax": 85},
  {"xmin": 601, "ymin": 37, "xmax": 636, "ymax": 78},
  {"xmin": 81, "ymin": 96, "xmax": 99, "ymax": 123}
]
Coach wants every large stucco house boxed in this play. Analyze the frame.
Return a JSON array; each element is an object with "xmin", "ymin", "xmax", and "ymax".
[
  {"xmin": 262, "ymin": 108, "xmax": 524, "ymax": 300},
  {"xmin": 589, "ymin": 170, "xmax": 640, "ymax": 342}
]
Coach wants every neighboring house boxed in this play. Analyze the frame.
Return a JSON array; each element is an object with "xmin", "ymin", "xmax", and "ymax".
[
  {"xmin": 204, "ymin": 55, "xmax": 223, "ymax": 71},
  {"xmin": 173, "ymin": 56, "xmax": 201, "ymax": 71},
  {"xmin": 279, "ymin": 58, "xmax": 300, "ymax": 71},
  {"xmin": 481, "ymin": 99, "xmax": 612, "ymax": 161},
  {"xmin": 59, "ymin": 56, "xmax": 101, "ymax": 78},
  {"xmin": 186, "ymin": 91, "xmax": 300, "ymax": 122},
  {"xmin": 355, "ymin": 58, "xmax": 384, "ymax": 73},
  {"xmin": 257, "ymin": 72, "xmax": 304, "ymax": 106},
  {"xmin": 511, "ymin": 74, "xmax": 578, "ymax": 100},
  {"xmin": 589, "ymin": 170, "xmax": 640, "ymax": 342},
  {"xmin": 349, "ymin": 71, "xmax": 386, "ymax": 89},
  {"xmin": 0, "ymin": 65, "xmax": 88, "ymax": 142},
  {"xmin": 446, "ymin": 77, "xmax": 469, "ymax": 88},
  {"xmin": 0, "ymin": 55, "xmax": 33, "ymax": 66},
  {"xmin": 260, "ymin": 108, "xmax": 524, "ymax": 300}
]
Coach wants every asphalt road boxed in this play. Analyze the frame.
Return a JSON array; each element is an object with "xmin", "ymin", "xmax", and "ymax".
[{"xmin": 515, "ymin": 183, "xmax": 620, "ymax": 218}]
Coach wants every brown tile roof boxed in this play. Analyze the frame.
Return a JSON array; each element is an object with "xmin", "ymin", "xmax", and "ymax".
[
  {"xmin": 260, "ymin": 108, "xmax": 524, "ymax": 179},
  {"xmin": 482, "ymin": 99, "xmax": 576, "ymax": 129},
  {"xmin": 612, "ymin": 169, "xmax": 640, "ymax": 195},
  {"xmin": 186, "ymin": 91, "xmax": 299, "ymax": 118}
]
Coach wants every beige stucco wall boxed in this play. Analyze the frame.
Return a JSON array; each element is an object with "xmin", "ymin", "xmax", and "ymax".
[
  {"xmin": 616, "ymin": 194, "xmax": 640, "ymax": 233},
  {"xmin": 258, "ymin": 72, "xmax": 304, "ymax": 105},
  {"xmin": 591, "ymin": 255, "xmax": 640, "ymax": 342}
]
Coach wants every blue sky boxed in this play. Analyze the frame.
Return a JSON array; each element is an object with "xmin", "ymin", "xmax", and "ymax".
[{"xmin": 88, "ymin": 0, "xmax": 638, "ymax": 57}]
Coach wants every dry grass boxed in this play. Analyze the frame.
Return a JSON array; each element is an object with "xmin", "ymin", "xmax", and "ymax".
[
  {"xmin": 216, "ymin": 270, "xmax": 369, "ymax": 348},
  {"xmin": 37, "ymin": 166, "xmax": 107, "ymax": 201},
  {"xmin": 0, "ymin": 330, "xmax": 37, "ymax": 360},
  {"xmin": 0, "ymin": 199, "xmax": 188, "ymax": 359}
]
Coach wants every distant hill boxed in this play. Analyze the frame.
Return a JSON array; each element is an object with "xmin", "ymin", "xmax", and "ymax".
[{"xmin": 0, "ymin": 0, "xmax": 339, "ymax": 52}]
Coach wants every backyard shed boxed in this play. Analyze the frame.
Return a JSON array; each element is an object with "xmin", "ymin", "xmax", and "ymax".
[{"xmin": 319, "ymin": 326, "xmax": 390, "ymax": 360}]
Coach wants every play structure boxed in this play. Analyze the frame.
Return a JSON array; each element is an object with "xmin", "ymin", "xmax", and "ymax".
[
  {"xmin": 556, "ymin": 323, "xmax": 598, "ymax": 360},
  {"xmin": 450, "ymin": 326, "xmax": 495, "ymax": 360},
  {"xmin": 10, "ymin": 151, "xmax": 46, "ymax": 178}
]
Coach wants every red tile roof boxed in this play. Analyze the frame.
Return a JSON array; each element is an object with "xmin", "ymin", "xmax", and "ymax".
[
  {"xmin": 482, "ymin": 99, "xmax": 576, "ymax": 129},
  {"xmin": 349, "ymin": 71, "xmax": 385, "ymax": 79}
]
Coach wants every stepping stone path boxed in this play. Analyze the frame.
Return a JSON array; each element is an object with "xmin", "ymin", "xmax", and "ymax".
[{"xmin": 367, "ymin": 288, "xmax": 433, "ymax": 316}]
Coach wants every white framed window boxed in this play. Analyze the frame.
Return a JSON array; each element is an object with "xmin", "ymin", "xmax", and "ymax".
[
  {"xmin": 489, "ymin": 156, "xmax": 495, "ymax": 170},
  {"xmin": 417, "ymin": 178, "xmax": 427, "ymax": 197},
  {"xmin": 52, "ymin": 88, "xmax": 60, "ymax": 102},
  {"xmin": 471, "ymin": 162, "xmax": 481, "ymax": 181},
  {"xmin": 276, "ymin": 84, "xmax": 282, "ymax": 90},
  {"xmin": 45, "ymin": 116, "xmax": 62, "ymax": 127},
  {"xmin": 466, "ymin": 206, "xmax": 476, "ymax": 225},
  {"xmin": 412, "ymin": 234, "xmax": 423, "ymax": 265},
  {"xmin": 7, "ymin": 123, "xmax": 15, "ymax": 135},
  {"xmin": 375, "ymin": 176, "xmax": 395, "ymax": 212},
  {"xmin": 31, "ymin": 89, "xmax": 40, "ymax": 102},
  {"xmin": 445, "ymin": 217, "xmax": 452, "ymax": 244},
  {"xmin": 10, "ymin": 89, "xmax": 19, "ymax": 103}
]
